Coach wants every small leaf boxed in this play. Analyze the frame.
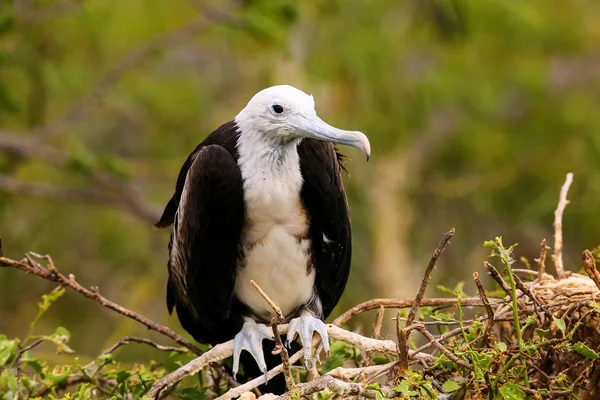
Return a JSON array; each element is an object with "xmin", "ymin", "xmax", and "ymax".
[
  {"xmin": 499, "ymin": 383, "xmax": 526, "ymax": 400},
  {"xmin": 365, "ymin": 382, "xmax": 381, "ymax": 391},
  {"xmin": 523, "ymin": 314, "xmax": 536, "ymax": 328},
  {"xmin": 483, "ymin": 240, "xmax": 496, "ymax": 248},
  {"xmin": 371, "ymin": 355, "xmax": 388, "ymax": 365},
  {"xmin": 571, "ymin": 342, "xmax": 599, "ymax": 359},
  {"xmin": 116, "ymin": 370, "xmax": 132, "ymax": 384},
  {"xmin": 0, "ymin": 336, "xmax": 19, "ymax": 366},
  {"xmin": 44, "ymin": 326, "xmax": 74, "ymax": 354},
  {"xmin": 175, "ymin": 387, "xmax": 208, "ymax": 400},
  {"xmin": 442, "ymin": 380, "xmax": 461, "ymax": 393},
  {"xmin": 535, "ymin": 328, "xmax": 549, "ymax": 339},
  {"xmin": 317, "ymin": 388, "xmax": 333, "ymax": 400},
  {"xmin": 395, "ymin": 381, "xmax": 409, "ymax": 393},
  {"xmin": 495, "ymin": 342, "xmax": 507, "ymax": 352},
  {"xmin": 553, "ymin": 317, "xmax": 566, "ymax": 336}
]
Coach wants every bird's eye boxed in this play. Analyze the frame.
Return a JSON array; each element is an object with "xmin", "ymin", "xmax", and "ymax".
[{"xmin": 271, "ymin": 104, "xmax": 284, "ymax": 114}]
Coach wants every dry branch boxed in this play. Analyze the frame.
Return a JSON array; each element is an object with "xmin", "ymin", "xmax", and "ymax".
[
  {"xmin": 146, "ymin": 323, "xmax": 433, "ymax": 398},
  {"xmin": 103, "ymin": 336, "xmax": 188, "ymax": 355},
  {"xmin": 0, "ymin": 254, "xmax": 202, "ymax": 355},
  {"xmin": 537, "ymin": 239, "xmax": 550, "ymax": 280},
  {"xmin": 250, "ymin": 280, "xmax": 294, "ymax": 390},
  {"xmin": 582, "ymin": 250, "xmax": 600, "ymax": 290},
  {"xmin": 333, "ymin": 297, "xmax": 496, "ymax": 326},
  {"xmin": 483, "ymin": 261, "xmax": 511, "ymax": 295},
  {"xmin": 473, "ymin": 272, "xmax": 494, "ymax": 343},
  {"xmin": 412, "ymin": 324, "xmax": 472, "ymax": 370},
  {"xmin": 215, "ymin": 350, "xmax": 304, "ymax": 400},
  {"xmin": 552, "ymin": 172, "xmax": 573, "ymax": 279},
  {"xmin": 406, "ymin": 228, "xmax": 455, "ymax": 326},
  {"xmin": 278, "ymin": 375, "xmax": 380, "ymax": 399},
  {"xmin": 14, "ymin": 339, "xmax": 44, "ymax": 400}
]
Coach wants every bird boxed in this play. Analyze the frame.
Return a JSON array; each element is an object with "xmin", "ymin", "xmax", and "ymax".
[{"xmin": 155, "ymin": 85, "xmax": 370, "ymax": 391}]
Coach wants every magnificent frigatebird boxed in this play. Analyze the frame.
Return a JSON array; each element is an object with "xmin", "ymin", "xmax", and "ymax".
[{"xmin": 155, "ymin": 85, "xmax": 370, "ymax": 389}]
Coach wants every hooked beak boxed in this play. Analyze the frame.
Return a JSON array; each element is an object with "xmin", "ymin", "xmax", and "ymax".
[{"xmin": 291, "ymin": 115, "xmax": 371, "ymax": 161}]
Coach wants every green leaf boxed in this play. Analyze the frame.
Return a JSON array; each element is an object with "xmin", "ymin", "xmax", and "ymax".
[
  {"xmin": 495, "ymin": 342, "xmax": 507, "ymax": 352},
  {"xmin": 553, "ymin": 317, "xmax": 566, "ymax": 336},
  {"xmin": 44, "ymin": 326, "xmax": 75, "ymax": 354},
  {"xmin": 175, "ymin": 387, "xmax": 208, "ymax": 400},
  {"xmin": 116, "ymin": 370, "xmax": 132, "ymax": 383},
  {"xmin": 523, "ymin": 314, "xmax": 536, "ymax": 328},
  {"xmin": 365, "ymin": 382, "xmax": 381, "ymax": 391},
  {"xmin": 45, "ymin": 365, "xmax": 72, "ymax": 387},
  {"xmin": 395, "ymin": 381, "xmax": 409, "ymax": 393},
  {"xmin": 0, "ymin": 336, "xmax": 19, "ymax": 366},
  {"xmin": 317, "ymin": 388, "xmax": 333, "ymax": 400},
  {"xmin": 483, "ymin": 240, "xmax": 496, "ymax": 248},
  {"xmin": 371, "ymin": 355, "xmax": 388, "ymax": 365},
  {"xmin": 571, "ymin": 342, "xmax": 599, "ymax": 359},
  {"xmin": 499, "ymin": 383, "xmax": 525, "ymax": 400},
  {"xmin": 442, "ymin": 380, "xmax": 461, "ymax": 392},
  {"xmin": 28, "ymin": 288, "xmax": 65, "ymax": 340},
  {"xmin": 535, "ymin": 328, "xmax": 549, "ymax": 339}
]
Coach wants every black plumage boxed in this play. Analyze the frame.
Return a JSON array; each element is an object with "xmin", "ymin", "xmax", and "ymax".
[{"xmin": 156, "ymin": 120, "xmax": 353, "ymax": 387}]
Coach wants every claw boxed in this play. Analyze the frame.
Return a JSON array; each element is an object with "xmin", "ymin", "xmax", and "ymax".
[
  {"xmin": 232, "ymin": 320, "xmax": 274, "ymax": 383},
  {"xmin": 286, "ymin": 313, "xmax": 329, "ymax": 370}
]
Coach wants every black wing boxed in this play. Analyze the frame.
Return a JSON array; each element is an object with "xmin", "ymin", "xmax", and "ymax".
[
  {"xmin": 298, "ymin": 140, "xmax": 352, "ymax": 319},
  {"xmin": 156, "ymin": 123, "xmax": 245, "ymax": 344}
]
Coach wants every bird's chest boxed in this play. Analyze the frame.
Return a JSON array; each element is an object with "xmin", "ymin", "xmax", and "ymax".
[{"xmin": 234, "ymin": 176, "xmax": 315, "ymax": 320}]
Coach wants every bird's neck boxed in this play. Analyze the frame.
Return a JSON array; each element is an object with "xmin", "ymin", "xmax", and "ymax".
[{"xmin": 235, "ymin": 125, "xmax": 304, "ymax": 216}]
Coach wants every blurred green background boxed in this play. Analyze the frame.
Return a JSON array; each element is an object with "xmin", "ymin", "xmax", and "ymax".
[{"xmin": 0, "ymin": 0, "xmax": 599, "ymax": 364}]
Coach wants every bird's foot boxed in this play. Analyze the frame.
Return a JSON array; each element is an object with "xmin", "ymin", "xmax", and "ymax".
[
  {"xmin": 232, "ymin": 321, "xmax": 275, "ymax": 383},
  {"xmin": 286, "ymin": 313, "xmax": 330, "ymax": 370}
]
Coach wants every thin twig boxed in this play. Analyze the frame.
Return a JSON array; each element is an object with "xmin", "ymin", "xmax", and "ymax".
[
  {"xmin": 552, "ymin": 172, "xmax": 574, "ymax": 279},
  {"xmin": 582, "ymin": 250, "xmax": 600, "ymax": 290},
  {"xmin": 372, "ymin": 306, "xmax": 385, "ymax": 339},
  {"xmin": 513, "ymin": 273, "xmax": 549, "ymax": 321},
  {"xmin": 406, "ymin": 228, "xmax": 455, "ymax": 327},
  {"xmin": 473, "ymin": 272, "xmax": 493, "ymax": 344},
  {"xmin": 249, "ymin": 280, "xmax": 294, "ymax": 390},
  {"xmin": 327, "ymin": 362, "xmax": 398, "ymax": 381},
  {"xmin": 333, "ymin": 297, "xmax": 497, "ymax": 326},
  {"xmin": 483, "ymin": 261, "xmax": 511, "ymax": 295},
  {"xmin": 412, "ymin": 324, "xmax": 473, "ymax": 370},
  {"xmin": 0, "ymin": 255, "xmax": 202, "ymax": 355},
  {"xmin": 14, "ymin": 339, "xmax": 44, "ymax": 400},
  {"xmin": 396, "ymin": 316, "xmax": 409, "ymax": 375},
  {"xmin": 103, "ymin": 336, "xmax": 188, "ymax": 355},
  {"xmin": 364, "ymin": 306, "xmax": 385, "ymax": 367},
  {"xmin": 536, "ymin": 239, "xmax": 550, "ymax": 280},
  {"xmin": 249, "ymin": 280, "xmax": 283, "ymax": 319}
]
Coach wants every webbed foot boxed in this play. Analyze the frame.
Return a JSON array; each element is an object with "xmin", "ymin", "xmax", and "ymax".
[
  {"xmin": 286, "ymin": 313, "xmax": 330, "ymax": 370},
  {"xmin": 232, "ymin": 320, "xmax": 274, "ymax": 383}
]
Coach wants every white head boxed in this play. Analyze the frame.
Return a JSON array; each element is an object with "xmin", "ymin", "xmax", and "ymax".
[{"xmin": 235, "ymin": 85, "xmax": 370, "ymax": 159}]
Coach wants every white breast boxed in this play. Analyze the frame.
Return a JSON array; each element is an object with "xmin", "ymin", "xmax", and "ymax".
[{"xmin": 234, "ymin": 129, "xmax": 314, "ymax": 319}]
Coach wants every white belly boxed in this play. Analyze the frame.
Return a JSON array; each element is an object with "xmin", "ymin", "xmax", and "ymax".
[{"xmin": 235, "ymin": 225, "xmax": 314, "ymax": 319}]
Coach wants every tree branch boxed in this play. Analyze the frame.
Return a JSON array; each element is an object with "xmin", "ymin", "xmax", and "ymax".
[
  {"xmin": 552, "ymin": 172, "xmax": 574, "ymax": 279},
  {"xmin": 278, "ymin": 375, "xmax": 380, "ymax": 399},
  {"xmin": 333, "ymin": 297, "xmax": 497, "ymax": 326},
  {"xmin": 146, "ymin": 323, "xmax": 434, "ymax": 399},
  {"xmin": 0, "ymin": 253, "xmax": 202, "ymax": 355},
  {"xmin": 103, "ymin": 336, "xmax": 188, "ymax": 355}
]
